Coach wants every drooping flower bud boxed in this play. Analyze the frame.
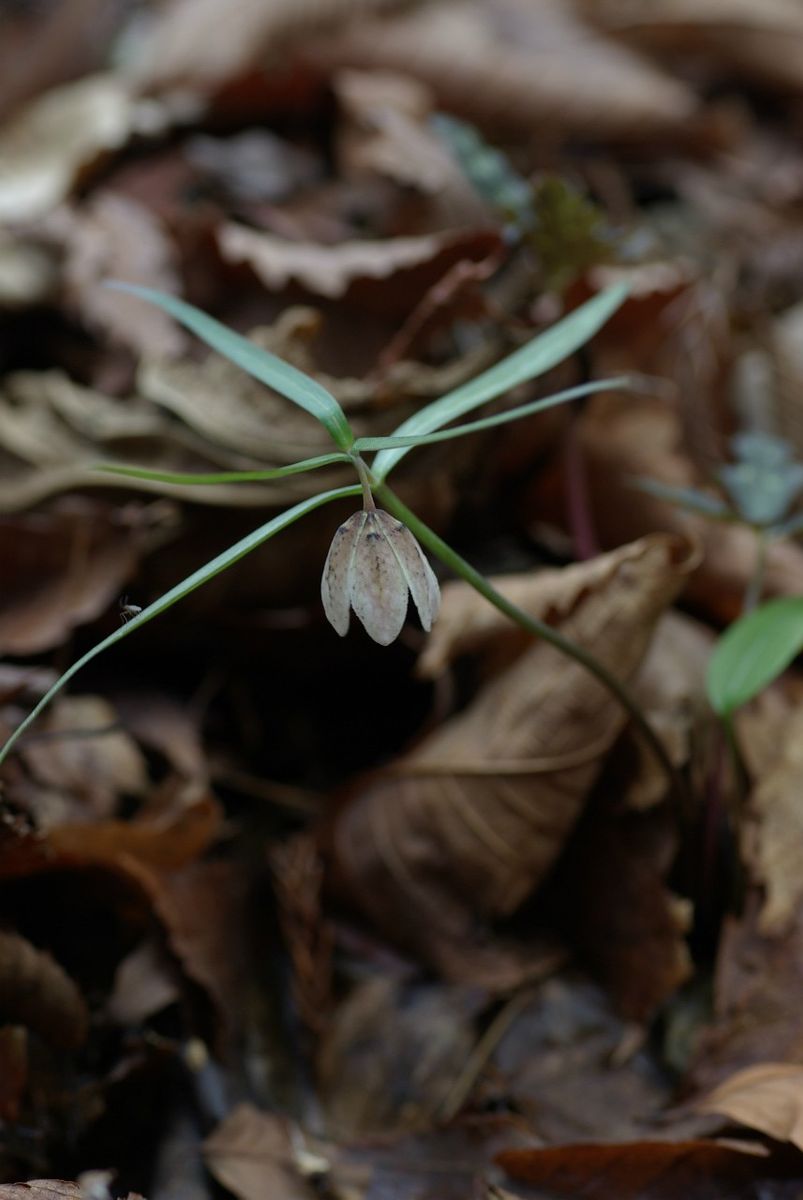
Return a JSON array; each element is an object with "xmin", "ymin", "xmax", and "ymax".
[{"xmin": 321, "ymin": 510, "xmax": 440, "ymax": 645}]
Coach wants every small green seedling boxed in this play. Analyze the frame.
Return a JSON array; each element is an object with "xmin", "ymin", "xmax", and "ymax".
[
  {"xmin": 432, "ymin": 113, "xmax": 613, "ymax": 290},
  {"xmin": 634, "ymin": 432, "xmax": 803, "ymax": 718}
]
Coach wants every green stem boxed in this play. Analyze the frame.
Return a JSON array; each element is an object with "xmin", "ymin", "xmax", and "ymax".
[
  {"xmin": 742, "ymin": 529, "xmax": 768, "ymax": 614},
  {"xmin": 375, "ymin": 480, "xmax": 692, "ymax": 826}
]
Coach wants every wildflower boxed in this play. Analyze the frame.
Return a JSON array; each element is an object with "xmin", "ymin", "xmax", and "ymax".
[{"xmin": 321, "ymin": 510, "xmax": 440, "ymax": 645}]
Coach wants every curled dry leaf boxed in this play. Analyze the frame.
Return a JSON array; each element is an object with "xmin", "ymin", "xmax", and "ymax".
[
  {"xmin": 43, "ymin": 192, "xmax": 186, "ymax": 357},
  {"xmin": 741, "ymin": 706, "xmax": 803, "ymax": 935},
  {"xmin": 0, "ymin": 931, "xmax": 88, "ymax": 1051},
  {"xmin": 331, "ymin": 534, "xmax": 696, "ymax": 981},
  {"xmin": 334, "ymin": 68, "xmax": 479, "ymax": 201},
  {"xmin": 309, "ymin": 0, "xmax": 697, "ymax": 140},
  {"xmin": 697, "ymin": 1062, "xmax": 803, "ymax": 1153},
  {"xmin": 217, "ymin": 222, "xmax": 501, "ymax": 304}
]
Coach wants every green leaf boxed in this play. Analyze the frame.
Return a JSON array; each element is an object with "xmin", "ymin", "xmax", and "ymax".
[
  {"xmin": 706, "ymin": 596, "xmax": 803, "ymax": 717},
  {"xmin": 353, "ymin": 376, "xmax": 630, "ymax": 451},
  {"xmin": 96, "ymin": 451, "xmax": 351, "ymax": 486},
  {"xmin": 0, "ymin": 485, "xmax": 360, "ymax": 766},
  {"xmin": 105, "ymin": 282, "xmax": 355, "ymax": 451},
  {"xmin": 373, "ymin": 282, "xmax": 629, "ymax": 480}
]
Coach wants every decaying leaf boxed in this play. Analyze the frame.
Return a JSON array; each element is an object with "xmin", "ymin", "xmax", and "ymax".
[
  {"xmin": 43, "ymin": 192, "xmax": 186, "ymax": 357},
  {"xmin": 318, "ymin": 976, "xmax": 481, "ymax": 1135},
  {"xmin": 588, "ymin": 0, "xmax": 803, "ymax": 93},
  {"xmin": 741, "ymin": 706, "xmax": 803, "ymax": 935},
  {"xmin": 488, "ymin": 976, "xmax": 673, "ymax": 1143},
  {"xmin": 217, "ymin": 222, "xmax": 501, "ymax": 304},
  {"xmin": 496, "ymin": 1139, "xmax": 772, "ymax": 1200},
  {"xmin": 126, "ymin": 0, "xmax": 410, "ymax": 90},
  {"xmin": 697, "ymin": 1062, "xmax": 803, "ymax": 1152},
  {"xmin": 687, "ymin": 893, "xmax": 803, "ymax": 1092},
  {"xmin": 0, "ymin": 932, "xmax": 88, "ymax": 1051},
  {"xmin": 0, "ymin": 75, "xmax": 149, "ymax": 222},
  {"xmin": 204, "ymin": 1104, "xmax": 321, "ymax": 1200},
  {"xmin": 0, "ymin": 500, "xmax": 147, "ymax": 655},
  {"xmin": 309, "ymin": 0, "xmax": 697, "ymax": 139},
  {"xmin": 334, "ymin": 68, "xmax": 480, "ymax": 204},
  {"xmin": 14, "ymin": 695, "xmax": 149, "ymax": 829},
  {"xmin": 331, "ymin": 534, "xmax": 696, "ymax": 981}
]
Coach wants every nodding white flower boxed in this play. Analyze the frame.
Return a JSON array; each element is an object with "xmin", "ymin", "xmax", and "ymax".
[{"xmin": 321, "ymin": 509, "xmax": 440, "ymax": 645}]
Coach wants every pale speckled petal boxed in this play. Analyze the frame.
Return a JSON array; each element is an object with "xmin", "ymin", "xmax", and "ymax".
[
  {"xmin": 376, "ymin": 512, "xmax": 441, "ymax": 632},
  {"xmin": 349, "ymin": 510, "xmax": 409, "ymax": 645},
  {"xmin": 321, "ymin": 511, "xmax": 366, "ymax": 636}
]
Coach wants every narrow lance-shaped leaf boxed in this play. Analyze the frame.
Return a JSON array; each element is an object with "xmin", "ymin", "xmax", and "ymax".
[
  {"xmin": 353, "ymin": 377, "xmax": 631, "ymax": 452},
  {"xmin": 373, "ymin": 282, "xmax": 629, "ymax": 480},
  {"xmin": 0, "ymin": 485, "xmax": 361, "ymax": 765},
  {"xmin": 96, "ymin": 451, "xmax": 352, "ymax": 487},
  {"xmin": 105, "ymin": 282, "xmax": 355, "ymax": 451},
  {"xmin": 706, "ymin": 596, "xmax": 803, "ymax": 717}
]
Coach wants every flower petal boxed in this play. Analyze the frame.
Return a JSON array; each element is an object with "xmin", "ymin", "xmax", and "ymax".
[
  {"xmin": 350, "ymin": 511, "xmax": 409, "ymax": 645},
  {"xmin": 376, "ymin": 512, "xmax": 441, "ymax": 632},
  {"xmin": 321, "ymin": 512, "xmax": 366, "ymax": 636}
]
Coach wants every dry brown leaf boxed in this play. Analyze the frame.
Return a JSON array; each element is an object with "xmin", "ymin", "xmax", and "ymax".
[
  {"xmin": 589, "ymin": 0, "xmax": 803, "ymax": 92},
  {"xmin": 149, "ymin": 861, "xmax": 249, "ymax": 1047},
  {"xmin": 309, "ymin": 0, "xmax": 697, "ymax": 139},
  {"xmin": 217, "ymin": 222, "xmax": 500, "ymax": 302},
  {"xmin": 204, "ymin": 1104, "xmax": 320, "ymax": 1200},
  {"xmin": 0, "ymin": 932, "xmax": 88, "ymax": 1051},
  {"xmin": 0, "ymin": 1187, "xmax": 143, "ymax": 1200},
  {"xmin": 331, "ymin": 534, "xmax": 696, "ymax": 981},
  {"xmin": 0, "ymin": 499, "xmax": 146, "ymax": 655},
  {"xmin": 126, "ymin": 0, "xmax": 410, "ymax": 90},
  {"xmin": 687, "ymin": 892, "xmax": 803, "ymax": 1093},
  {"xmin": 741, "ymin": 707, "xmax": 803, "ymax": 935},
  {"xmin": 333, "ymin": 67, "xmax": 491, "ymax": 230},
  {"xmin": 46, "ymin": 794, "xmax": 222, "ymax": 872},
  {"xmin": 488, "ymin": 976, "xmax": 673, "ymax": 1143},
  {"xmin": 318, "ymin": 977, "xmax": 481, "ymax": 1136},
  {"xmin": 0, "ymin": 1187, "xmax": 84, "ymax": 1200},
  {"xmin": 496, "ymin": 1139, "xmax": 771, "ymax": 1200},
  {"xmin": 697, "ymin": 1063, "xmax": 803, "ymax": 1152},
  {"xmin": 43, "ymin": 192, "xmax": 186, "ymax": 357},
  {"xmin": 15, "ymin": 696, "xmax": 149, "ymax": 829},
  {"xmin": 557, "ymin": 800, "xmax": 692, "ymax": 1021},
  {"xmin": 0, "ymin": 75, "xmax": 146, "ymax": 222}
]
